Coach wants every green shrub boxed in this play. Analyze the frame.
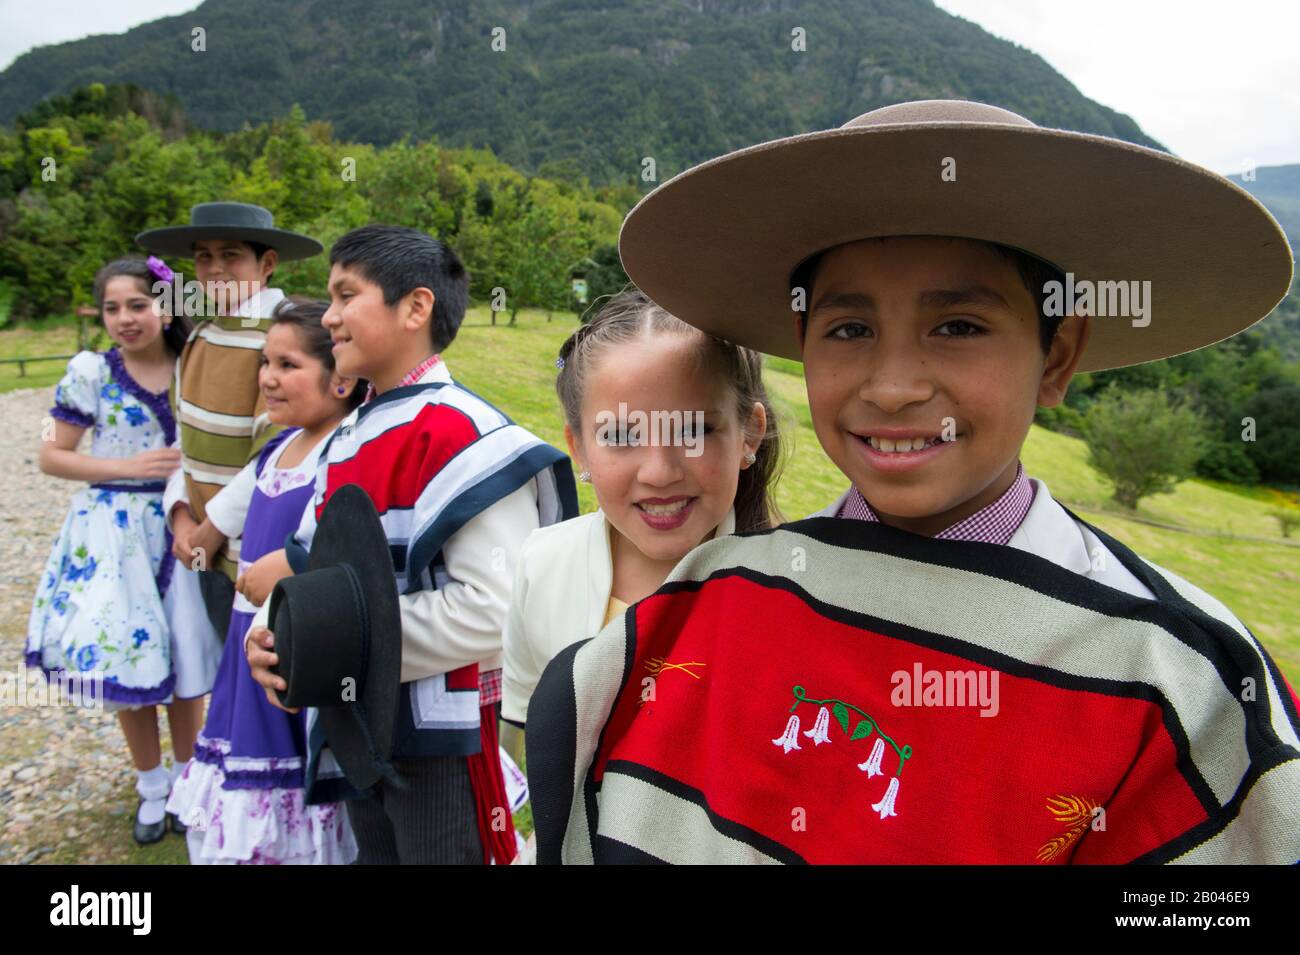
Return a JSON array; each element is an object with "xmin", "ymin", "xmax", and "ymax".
[
  {"xmin": 1083, "ymin": 387, "xmax": 1205, "ymax": 509},
  {"xmin": 1197, "ymin": 442, "xmax": 1260, "ymax": 484}
]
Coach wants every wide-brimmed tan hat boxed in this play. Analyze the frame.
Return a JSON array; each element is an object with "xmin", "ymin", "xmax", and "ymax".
[{"xmin": 618, "ymin": 100, "xmax": 1294, "ymax": 372}]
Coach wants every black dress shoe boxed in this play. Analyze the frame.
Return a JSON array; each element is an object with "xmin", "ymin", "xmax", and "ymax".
[
  {"xmin": 167, "ymin": 810, "xmax": 187, "ymax": 835},
  {"xmin": 133, "ymin": 800, "xmax": 166, "ymax": 845}
]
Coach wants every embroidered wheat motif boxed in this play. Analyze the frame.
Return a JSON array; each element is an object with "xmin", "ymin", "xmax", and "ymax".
[
  {"xmin": 645, "ymin": 657, "xmax": 707, "ymax": 679},
  {"xmin": 1036, "ymin": 794, "xmax": 1100, "ymax": 862}
]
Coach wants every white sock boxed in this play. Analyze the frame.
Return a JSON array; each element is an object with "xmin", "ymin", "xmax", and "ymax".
[
  {"xmin": 169, "ymin": 761, "xmax": 186, "ymax": 786},
  {"xmin": 136, "ymin": 764, "xmax": 169, "ymax": 826}
]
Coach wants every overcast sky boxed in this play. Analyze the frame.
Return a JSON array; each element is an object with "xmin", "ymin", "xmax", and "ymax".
[
  {"xmin": 1, "ymin": 0, "xmax": 1296, "ymax": 174},
  {"xmin": 932, "ymin": 0, "xmax": 1300, "ymax": 175}
]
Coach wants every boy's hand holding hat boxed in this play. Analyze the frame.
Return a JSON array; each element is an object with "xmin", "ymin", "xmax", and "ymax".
[
  {"xmin": 245, "ymin": 626, "xmax": 296, "ymax": 714},
  {"xmin": 260, "ymin": 483, "xmax": 405, "ymax": 791}
]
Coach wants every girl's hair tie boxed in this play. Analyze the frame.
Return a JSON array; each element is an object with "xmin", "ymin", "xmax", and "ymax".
[{"xmin": 145, "ymin": 256, "xmax": 175, "ymax": 284}]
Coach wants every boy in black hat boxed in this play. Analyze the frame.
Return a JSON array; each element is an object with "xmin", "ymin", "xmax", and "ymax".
[
  {"xmin": 245, "ymin": 225, "xmax": 578, "ymax": 864},
  {"xmin": 137, "ymin": 202, "xmax": 323, "ymax": 642}
]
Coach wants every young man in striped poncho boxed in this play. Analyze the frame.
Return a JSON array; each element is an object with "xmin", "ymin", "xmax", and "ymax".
[
  {"xmin": 138, "ymin": 202, "xmax": 325, "ymax": 640},
  {"xmin": 526, "ymin": 100, "xmax": 1300, "ymax": 864},
  {"xmin": 244, "ymin": 225, "xmax": 579, "ymax": 864}
]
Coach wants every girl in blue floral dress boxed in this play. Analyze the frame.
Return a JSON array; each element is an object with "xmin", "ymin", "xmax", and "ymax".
[{"xmin": 25, "ymin": 256, "xmax": 214, "ymax": 845}]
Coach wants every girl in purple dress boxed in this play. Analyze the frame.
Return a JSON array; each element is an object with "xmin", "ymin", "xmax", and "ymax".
[{"xmin": 167, "ymin": 298, "xmax": 364, "ymax": 864}]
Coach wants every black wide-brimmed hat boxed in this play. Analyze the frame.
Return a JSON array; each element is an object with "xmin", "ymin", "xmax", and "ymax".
[
  {"xmin": 135, "ymin": 201, "xmax": 323, "ymax": 262},
  {"xmin": 266, "ymin": 484, "xmax": 403, "ymax": 791}
]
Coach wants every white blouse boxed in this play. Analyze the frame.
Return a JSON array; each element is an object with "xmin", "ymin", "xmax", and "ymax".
[{"xmin": 502, "ymin": 506, "xmax": 737, "ymax": 725}]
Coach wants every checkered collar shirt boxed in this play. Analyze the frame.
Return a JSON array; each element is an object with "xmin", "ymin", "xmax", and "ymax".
[
  {"xmin": 362, "ymin": 352, "xmax": 444, "ymax": 405},
  {"xmin": 838, "ymin": 460, "xmax": 1035, "ymax": 545}
]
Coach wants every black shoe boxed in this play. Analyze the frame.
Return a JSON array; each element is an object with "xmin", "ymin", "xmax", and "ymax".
[
  {"xmin": 132, "ymin": 800, "xmax": 166, "ymax": 845},
  {"xmin": 167, "ymin": 810, "xmax": 187, "ymax": 835}
]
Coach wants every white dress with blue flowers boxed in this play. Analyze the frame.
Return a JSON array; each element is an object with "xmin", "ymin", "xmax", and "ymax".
[{"xmin": 26, "ymin": 347, "xmax": 195, "ymax": 710}]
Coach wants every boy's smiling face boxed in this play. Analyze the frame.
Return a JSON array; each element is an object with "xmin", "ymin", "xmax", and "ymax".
[
  {"xmin": 192, "ymin": 239, "xmax": 276, "ymax": 312},
  {"xmin": 797, "ymin": 235, "xmax": 1089, "ymax": 537},
  {"xmin": 324, "ymin": 263, "xmax": 387, "ymax": 381},
  {"xmin": 323, "ymin": 263, "xmax": 435, "ymax": 392}
]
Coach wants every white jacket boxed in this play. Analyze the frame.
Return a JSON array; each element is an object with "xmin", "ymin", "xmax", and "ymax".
[{"xmin": 502, "ymin": 506, "xmax": 737, "ymax": 724}]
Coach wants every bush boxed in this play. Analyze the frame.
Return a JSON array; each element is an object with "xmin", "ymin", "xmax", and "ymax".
[
  {"xmin": 0, "ymin": 278, "xmax": 16, "ymax": 328},
  {"xmin": 1271, "ymin": 508, "xmax": 1300, "ymax": 539},
  {"xmin": 1083, "ymin": 387, "xmax": 1205, "ymax": 509},
  {"xmin": 577, "ymin": 244, "xmax": 632, "ymax": 321},
  {"xmin": 1196, "ymin": 442, "xmax": 1260, "ymax": 484},
  {"xmin": 1241, "ymin": 386, "xmax": 1300, "ymax": 485},
  {"xmin": 1033, "ymin": 403, "xmax": 1087, "ymax": 437}
]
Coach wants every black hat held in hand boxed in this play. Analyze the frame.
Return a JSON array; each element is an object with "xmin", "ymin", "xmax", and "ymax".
[{"xmin": 267, "ymin": 483, "xmax": 403, "ymax": 792}]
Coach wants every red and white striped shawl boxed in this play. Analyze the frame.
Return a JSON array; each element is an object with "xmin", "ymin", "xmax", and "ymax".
[{"xmin": 527, "ymin": 513, "xmax": 1300, "ymax": 864}]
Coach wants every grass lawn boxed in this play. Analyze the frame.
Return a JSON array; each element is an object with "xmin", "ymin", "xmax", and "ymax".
[{"xmin": 0, "ymin": 313, "xmax": 104, "ymax": 390}]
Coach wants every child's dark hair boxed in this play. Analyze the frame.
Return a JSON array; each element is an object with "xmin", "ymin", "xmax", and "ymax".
[
  {"xmin": 269, "ymin": 296, "xmax": 368, "ymax": 412},
  {"xmin": 556, "ymin": 288, "xmax": 786, "ymax": 533},
  {"xmin": 92, "ymin": 257, "xmax": 193, "ymax": 357},
  {"xmin": 791, "ymin": 238, "xmax": 1068, "ymax": 353},
  {"xmin": 330, "ymin": 225, "xmax": 469, "ymax": 353},
  {"xmin": 246, "ymin": 240, "xmax": 274, "ymax": 283}
]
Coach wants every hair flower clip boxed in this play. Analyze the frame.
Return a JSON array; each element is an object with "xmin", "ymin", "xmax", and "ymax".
[{"xmin": 145, "ymin": 256, "xmax": 175, "ymax": 283}]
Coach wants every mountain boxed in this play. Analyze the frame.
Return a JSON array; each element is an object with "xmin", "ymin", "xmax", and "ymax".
[
  {"xmin": 1228, "ymin": 164, "xmax": 1300, "ymax": 249},
  {"xmin": 1221, "ymin": 165, "xmax": 1299, "ymax": 361},
  {"xmin": 0, "ymin": 0, "xmax": 1165, "ymax": 184}
]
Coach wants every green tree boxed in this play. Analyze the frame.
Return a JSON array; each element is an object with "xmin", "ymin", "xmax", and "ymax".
[
  {"xmin": 494, "ymin": 188, "xmax": 589, "ymax": 323},
  {"xmin": 361, "ymin": 138, "xmax": 455, "ymax": 236},
  {"xmin": 1083, "ymin": 388, "xmax": 1205, "ymax": 509},
  {"xmin": 0, "ymin": 85, "xmax": 625, "ymax": 324},
  {"xmin": 1240, "ymin": 385, "xmax": 1300, "ymax": 484},
  {"xmin": 578, "ymin": 243, "xmax": 632, "ymax": 319},
  {"xmin": 23, "ymin": 124, "xmax": 88, "ymax": 185}
]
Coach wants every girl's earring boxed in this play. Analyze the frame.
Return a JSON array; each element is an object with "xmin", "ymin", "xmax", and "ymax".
[
  {"xmin": 743, "ymin": 452, "xmax": 757, "ymax": 467},
  {"xmin": 337, "ymin": 387, "xmax": 346, "ymax": 396},
  {"xmin": 579, "ymin": 470, "xmax": 591, "ymax": 483}
]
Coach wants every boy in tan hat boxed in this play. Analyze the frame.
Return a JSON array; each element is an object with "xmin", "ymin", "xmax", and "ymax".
[{"xmin": 525, "ymin": 100, "xmax": 1300, "ymax": 864}]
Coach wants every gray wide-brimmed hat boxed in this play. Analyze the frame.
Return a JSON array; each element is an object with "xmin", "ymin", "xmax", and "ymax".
[
  {"xmin": 136, "ymin": 201, "xmax": 323, "ymax": 262},
  {"xmin": 618, "ymin": 99, "xmax": 1294, "ymax": 372}
]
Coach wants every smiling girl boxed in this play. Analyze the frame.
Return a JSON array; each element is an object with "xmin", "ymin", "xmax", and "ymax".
[
  {"xmin": 166, "ymin": 297, "xmax": 362, "ymax": 864},
  {"xmin": 502, "ymin": 289, "xmax": 785, "ymax": 776},
  {"xmin": 26, "ymin": 256, "xmax": 200, "ymax": 845}
]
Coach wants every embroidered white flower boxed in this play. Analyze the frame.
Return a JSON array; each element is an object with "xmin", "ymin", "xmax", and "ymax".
[
  {"xmin": 772, "ymin": 714, "xmax": 802, "ymax": 753},
  {"xmin": 872, "ymin": 776, "xmax": 900, "ymax": 819},
  {"xmin": 857, "ymin": 737, "xmax": 885, "ymax": 778},
  {"xmin": 803, "ymin": 706, "xmax": 833, "ymax": 745}
]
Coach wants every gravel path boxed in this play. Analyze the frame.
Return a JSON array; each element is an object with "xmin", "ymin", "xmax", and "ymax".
[{"xmin": 0, "ymin": 386, "xmax": 182, "ymax": 864}]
